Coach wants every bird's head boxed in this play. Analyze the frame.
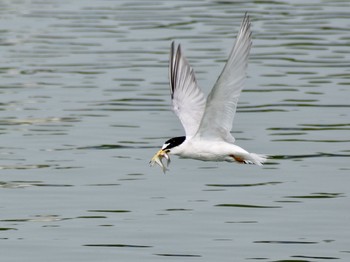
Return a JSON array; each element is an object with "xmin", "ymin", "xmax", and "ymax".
[{"xmin": 149, "ymin": 136, "xmax": 186, "ymax": 173}]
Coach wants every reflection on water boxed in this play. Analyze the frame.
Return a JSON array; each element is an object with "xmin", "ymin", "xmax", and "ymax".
[{"xmin": 0, "ymin": 0, "xmax": 349, "ymax": 261}]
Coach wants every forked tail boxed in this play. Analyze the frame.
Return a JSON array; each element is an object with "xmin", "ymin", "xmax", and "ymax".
[{"xmin": 247, "ymin": 153, "xmax": 267, "ymax": 166}]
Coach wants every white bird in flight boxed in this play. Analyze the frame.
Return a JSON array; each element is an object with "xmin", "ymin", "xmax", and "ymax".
[{"xmin": 150, "ymin": 14, "xmax": 267, "ymax": 173}]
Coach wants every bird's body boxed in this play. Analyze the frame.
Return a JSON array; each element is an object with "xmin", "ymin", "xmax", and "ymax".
[
  {"xmin": 150, "ymin": 14, "xmax": 267, "ymax": 173},
  {"xmin": 171, "ymin": 138, "xmax": 265, "ymax": 165},
  {"xmin": 173, "ymin": 139, "xmax": 241, "ymax": 161}
]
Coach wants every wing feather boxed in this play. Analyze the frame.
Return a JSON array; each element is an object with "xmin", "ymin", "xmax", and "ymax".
[
  {"xmin": 195, "ymin": 14, "xmax": 252, "ymax": 142},
  {"xmin": 169, "ymin": 42, "xmax": 206, "ymax": 138}
]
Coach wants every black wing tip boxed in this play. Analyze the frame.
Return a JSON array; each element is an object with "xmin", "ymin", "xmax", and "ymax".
[
  {"xmin": 238, "ymin": 13, "xmax": 252, "ymax": 46},
  {"xmin": 243, "ymin": 12, "xmax": 250, "ymax": 21},
  {"xmin": 240, "ymin": 13, "xmax": 251, "ymax": 35},
  {"xmin": 169, "ymin": 42, "xmax": 183, "ymax": 100},
  {"xmin": 170, "ymin": 41, "xmax": 181, "ymax": 52},
  {"xmin": 169, "ymin": 41, "xmax": 176, "ymax": 98},
  {"xmin": 242, "ymin": 13, "xmax": 251, "ymax": 28},
  {"xmin": 172, "ymin": 44, "xmax": 182, "ymax": 99},
  {"xmin": 170, "ymin": 41, "xmax": 175, "ymax": 51}
]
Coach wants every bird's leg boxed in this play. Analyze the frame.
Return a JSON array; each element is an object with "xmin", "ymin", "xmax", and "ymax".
[{"xmin": 229, "ymin": 154, "xmax": 246, "ymax": 164}]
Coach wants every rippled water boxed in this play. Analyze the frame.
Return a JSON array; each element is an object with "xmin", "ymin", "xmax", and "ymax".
[{"xmin": 1, "ymin": 0, "xmax": 349, "ymax": 261}]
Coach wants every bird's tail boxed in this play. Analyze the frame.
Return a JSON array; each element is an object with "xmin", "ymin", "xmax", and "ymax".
[{"xmin": 246, "ymin": 153, "xmax": 267, "ymax": 166}]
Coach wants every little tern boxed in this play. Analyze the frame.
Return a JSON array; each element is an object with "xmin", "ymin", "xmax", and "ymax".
[{"xmin": 150, "ymin": 14, "xmax": 267, "ymax": 173}]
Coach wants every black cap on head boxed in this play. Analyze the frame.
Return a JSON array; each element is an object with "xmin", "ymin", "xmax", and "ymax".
[{"xmin": 162, "ymin": 136, "xmax": 186, "ymax": 150}]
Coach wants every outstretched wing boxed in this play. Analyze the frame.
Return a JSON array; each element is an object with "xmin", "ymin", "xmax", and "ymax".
[
  {"xmin": 169, "ymin": 41, "xmax": 206, "ymax": 138},
  {"xmin": 195, "ymin": 14, "xmax": 252, "ymax": 143}
]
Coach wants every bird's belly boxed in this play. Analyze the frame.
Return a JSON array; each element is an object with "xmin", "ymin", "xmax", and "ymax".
[
  {"xmin": 176, "ymin": 141, "xmax": 248, "ymax": 162},
  {"xmin": 179, "ymin": 152, "xmax": 223, "ymax": 161}
]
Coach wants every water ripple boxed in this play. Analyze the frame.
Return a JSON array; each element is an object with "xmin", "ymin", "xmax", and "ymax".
[
  {"xmin": 0, "ymin": 181, "xmax": 74, "ymax": 189},
  {"xmin": 215, "ymin": 204, "xmax": 281, "ymax": 209},
  {"xmin": 272, "ymin": 153, "xmax": 350, "ymax": 160},
  {"xmin": 254, "ymin": 240, "xmax": 318, "ymax": 244},
  {"xmin": 207, "ymin": 181, "xmax": 282, "ymax": 187},
  {"xmin": 155, "ymin": 253, "xmax": 201, "ymax": 257},
  {"xmin": 292, "ymin": 255, "xmax": 339, "ymax": 260},
  {"xmin": 285, "ymin": 193, "xmax": 345, "ymax": 199},
  {"xmin": 84, "ymin": 244, "xmax": 152, "ymax": 248}
]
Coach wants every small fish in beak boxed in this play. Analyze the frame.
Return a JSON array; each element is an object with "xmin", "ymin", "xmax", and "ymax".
[{"xmin": 149, "ymin": 149, "xmax": 170, "ymax": 173}]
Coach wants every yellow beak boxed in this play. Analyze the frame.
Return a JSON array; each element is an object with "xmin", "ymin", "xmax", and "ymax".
[{"xmin": 149, "ymin": 149, "xmax": 170, "ymax": 174}]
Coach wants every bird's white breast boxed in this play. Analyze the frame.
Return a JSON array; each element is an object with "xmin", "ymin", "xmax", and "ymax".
[{"xmin": 170, "ymin": 139, "xmax": 249, "ymax": 162}]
